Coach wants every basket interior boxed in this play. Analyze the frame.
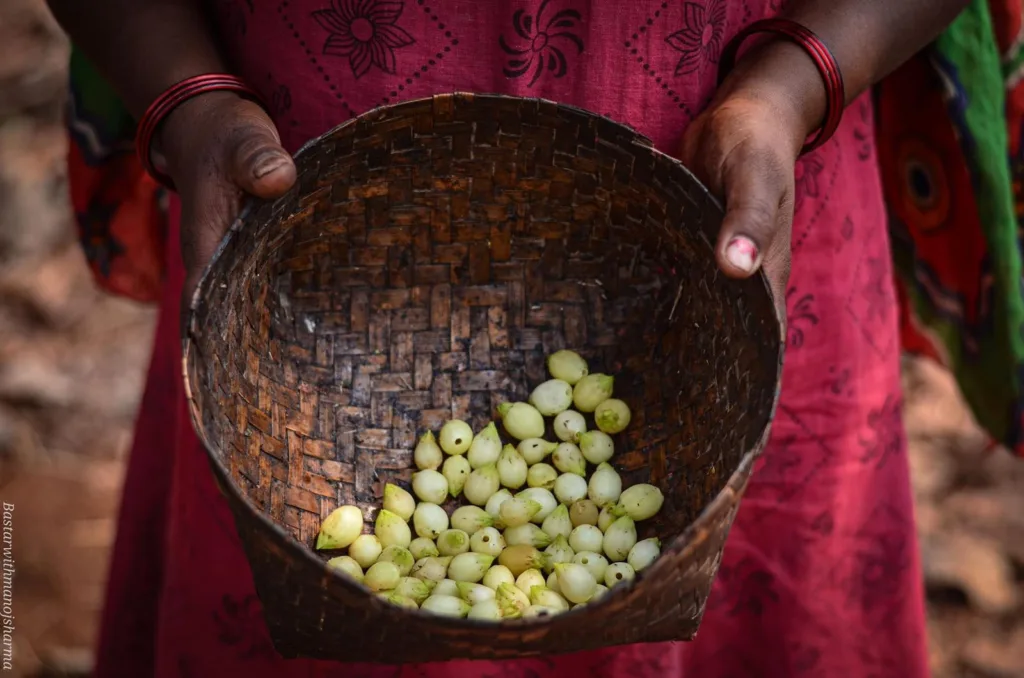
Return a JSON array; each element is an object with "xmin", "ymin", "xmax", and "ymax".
[{"xmin": 186, "ymin": 95, "xmax": 781, "ymax": 559}]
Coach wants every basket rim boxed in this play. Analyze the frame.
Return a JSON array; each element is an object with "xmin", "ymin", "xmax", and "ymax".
[{"xmin": 180, "ymin": 92, "xmax": 785, "ymax": 634}]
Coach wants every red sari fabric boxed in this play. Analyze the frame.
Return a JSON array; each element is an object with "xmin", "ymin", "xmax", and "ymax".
[{"xmin": 94, "ymin": 1, "xmax": 929, "ymax": 676}]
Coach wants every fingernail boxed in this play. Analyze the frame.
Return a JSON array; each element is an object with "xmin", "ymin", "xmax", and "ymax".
[
  {"xmin": 253, "ymin": 153, "xmax": 288, "ymax": 179},
  {"xmin": 725, "ymin": 236, "xmax": 758, "ymax": 274}
]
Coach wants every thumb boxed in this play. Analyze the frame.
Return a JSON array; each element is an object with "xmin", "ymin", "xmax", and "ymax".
[
  {"xmin": 179, "ymin": 101, "xmax": 297, "ymax": 299},
  {"xmin": 223, "ymin": 100, "xmax": 297, "ymax": 198},
  {"xmin": 714, "ymin": 146, "xmax": 789, "ymax": 280}
]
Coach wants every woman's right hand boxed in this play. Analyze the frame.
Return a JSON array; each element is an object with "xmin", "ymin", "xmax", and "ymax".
[{"xmin": 157, "ymin": 91, "xmax": 298, "ymax": 299}]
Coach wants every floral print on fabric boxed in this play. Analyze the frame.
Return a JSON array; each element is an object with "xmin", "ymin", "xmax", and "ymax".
[{"xmin": 312, "ymin": 0, "xmax": 417, "ymax": 78}]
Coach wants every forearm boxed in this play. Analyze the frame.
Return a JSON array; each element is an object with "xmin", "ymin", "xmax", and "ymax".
[
  {"xmin": 791, "ymin": 0, "xmax": 970, "ymax": 102},
  {"xmin": 724, "ymin": 0, "xmax": 971, "ymax": 151},
  {"xmin": 46, "ymin": 0, "xmax": 227, "ymax": 118}
]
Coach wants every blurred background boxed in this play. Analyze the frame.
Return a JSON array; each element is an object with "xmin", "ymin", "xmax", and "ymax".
[{"xmin": 0, "ymin": 0, "xmax": 1022, "ymax": 676}]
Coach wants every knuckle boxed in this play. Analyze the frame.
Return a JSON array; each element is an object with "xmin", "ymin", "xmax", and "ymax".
[
  {"xmin": 731, "ymin": 200, "xmax": 777, "ymax": 236},
  {"xmin": 210, "ymin": 101, "xmax": 282, "ymax": 161},
  {"xmin": 224, "ymin": 124, "xmax": 277, "ymax": 162}
]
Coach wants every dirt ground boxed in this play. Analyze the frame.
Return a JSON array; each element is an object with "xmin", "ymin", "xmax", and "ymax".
[{"xmin": 1, "ymin": 1, "xmax": 1022, "ymax": 676}]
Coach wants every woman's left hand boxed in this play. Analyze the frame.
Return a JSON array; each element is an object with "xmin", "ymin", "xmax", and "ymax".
[{"xmin": 679, "ymin": 42, "xmax": 825, "ymax": 318}]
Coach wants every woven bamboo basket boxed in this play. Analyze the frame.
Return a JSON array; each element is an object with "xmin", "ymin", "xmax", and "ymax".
[{"xmin": 183, "ymin": 93, "xmax": 783, "ymax": 664}]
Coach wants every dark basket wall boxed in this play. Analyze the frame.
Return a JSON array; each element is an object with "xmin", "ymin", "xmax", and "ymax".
[{"xmin": 184, "ymin": 93, "xmax": 783, "ymax": 663}]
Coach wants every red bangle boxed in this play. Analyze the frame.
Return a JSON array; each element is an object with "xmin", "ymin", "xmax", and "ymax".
[
  {"xmin": 136, "ymin": 74, "xmax": 264, "ymax": 189},
  {"xmin": 717, "ymin": 19, "xmax": 845, "ymax": 154}
]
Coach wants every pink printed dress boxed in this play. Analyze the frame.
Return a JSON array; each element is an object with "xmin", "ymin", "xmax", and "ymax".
[{"xmin": 93, "ymin": 1, "xmax": 930, "ymax": 676}]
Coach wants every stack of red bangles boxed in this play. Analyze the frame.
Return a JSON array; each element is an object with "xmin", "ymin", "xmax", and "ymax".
[
  {"xmin": 718, "ymin": 18, "xmax": 846, "ymax": 154},
  {"xmin": 135, "ymin": 74, "xmax": 265, "ymax": 189}
]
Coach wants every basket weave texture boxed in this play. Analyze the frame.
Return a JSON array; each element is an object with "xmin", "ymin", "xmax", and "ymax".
[{"xmin": 183, "ymin": 93, "xmax": 783, "ymax": 664}]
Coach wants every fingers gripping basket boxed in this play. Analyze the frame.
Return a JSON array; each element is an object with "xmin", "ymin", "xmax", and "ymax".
[{"xmin": 183, "ymin": 93, "xmax": 783, "ymax": 664}]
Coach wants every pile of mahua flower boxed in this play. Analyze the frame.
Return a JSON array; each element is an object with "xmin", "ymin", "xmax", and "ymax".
[{"xmin": 315, "ymin": 349, "xmax": 665, "ymax": 620}]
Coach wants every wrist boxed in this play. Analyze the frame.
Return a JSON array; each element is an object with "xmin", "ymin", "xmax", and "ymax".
[{"xmin": 719, "ymin": 39, "xmax": 829, "ymax": 157}]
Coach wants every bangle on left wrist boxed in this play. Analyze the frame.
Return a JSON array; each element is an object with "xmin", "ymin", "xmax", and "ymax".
[{"xmin": 718, "ymin": 19, "xmax": 845, "ymax": 154}]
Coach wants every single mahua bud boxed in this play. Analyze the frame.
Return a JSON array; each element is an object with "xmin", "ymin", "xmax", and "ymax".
[
  {"xmin": 529, "ymin": 585, "xmax": 570, "ymax": 611},
  {"xmin": 572, "ymin": 551, "xmax": 609, "ymax": 583},
  {"xmin": 464, "ymin": 464, "xmax": 501, "ymax": 506},
  {"xmin": 612, "ymin": 484, "xmax": 665, "ymax": 521},
  {"xmin": 470, "ymin": 526, "xmax": 505, "ymax": 557},
  {"xmin": 456, "ymin": 581, "xmax": 496, "ymax": 606},
  {"xmin": 515, "ymin": 488, "xmax": 558, "ymax": 523},
  {"xmin": 604, "ymin": 562, "xmax": 636, "ymax": 588},
  {"xmin": 451, "ymin": 505, "xmax": 494, "ymax": 535},
  {"xmin": 364, "ymin": 561, "xmax": 401, "ymax": 592},
  {"xmin": 553, "ymin": 563, "xmax": 597, "ymax": 604},
  {"xmin": 439, "ymin": 419, "xmax": 474, "ymax": 455},
  {"xmin": 443, "ymin": 454, "xmax": 471, "ymax": 498},
  {"xmin": 515, "ymin": 568, "xmax": 547, "ymax": 596},
  {"xmin": 544, "ymin": 535, "xmax": 575, "ymax": 572},
  {"xmin": 569, "ymin": 525, "xmax": 604, "ymax": 554},
  {"xmin": 433, "ymin": 579, "xmax": 459, "ymax": 597},
  {"xmin": 466, "ymin": 421, "xmax": 502, "ymax": 468},
  {"xmin": 526, "ymin": 463, "xmax": 558, "ymax": 490},
  {"xmin": 628, "ymin": 538, "xmax": 662, "ymax": 572},
  {"xmin": 572, "ymin": 374, "xmax": 614, "ymax": 413},
  {"xmin": 485, "ymin": 489, "xmax": 514, "ymax": 521},
  {"xmin": 529, "ymin": 378, "xmax": 574, "ymax": 416},
  {"xmin": 594, "ymin": 398, "xmax": 632, "ymax": 435},
  {"xmin": 497, "ymin": 444, "xmax": 529, "ymax": 489},
  {"xmin": 546, "ymin": 349, "xmax": 589, "ymax": 385},
  {"xmin": 410, "ymin": 556, "xmax": 452, "ymax": 582},
  {"xmin": 554, "ymin": 473, "xmax": 588, "ymax": 505},
  {"xmin": 497, "ymin": 402, "xmax": 546, "ymax": 440},
  {"xmin": 553, "ymin": 410, "xmax": 587, "ymax": 443},
  {"xmin": 482, "ymin": 564, "xmax": 516, "ymax": 590},
  {"xmin": 498, "ymin": 496, "xmax": 542, "ymax": 528},
  {"xmin": 540, "ymin": 504, "xmax": 573, "ymax": 540},
  {"xmin": 409, "ymin": 537, "xmax": 439, "ymax": 560},
  {"xmin": 518, "ymin": 438, "xmax": 558, "ymax": 465},
  {"xmin": 602, "ymin": 517, "xmax": 637, "ymax": 562},
  {"xmin": 395, "ymin": 576, "xmax": 434, "ymax": 604},
  {"xmin": 316, "ymin": 505, "xmax": 363, "ymax": 550},
  {"xmin": 578, "ymin": 430, "xmax": 615, "ymax": 465},
  {"xmin": 587, "ymin": 463, "xmax": 623, "ymax": 508},
  {"xmin": 570, "ymin": 499, "xmax": 599, "ymax": 527},
  {"xmin": 498, "ymin": 544, "xmax": 549, "ymax": 577},
  {"xmin": 503, "ymin": 523, "xmax": 553, "ymax": 549},
  {"xmin": 411, "ymin": 469, "xmax": 448, "ymax": 505},
  {"xmin": 326, "ymin": 555, "xmax": 363, "ymax": 581},
  {"xmin": 378, "ymin": 545, "xmax": 415, "ymax": 576},
  {"xmin": 468, "ymin": 598, "xmax": 504, "ymax": 621},
  {"xmin": 437, "ymin": 529, "xmax": 471, "ymax": 557},
  {"xmin": 382, "ymin": 483, "xmax": 416, "ymax": 522},
  {"xmin": 448, "ymin": 552, "xmax": 494, "ymax": 583},
  {"xmin": 414, "ymin": 431, "xmax": 443, "ymax": 471},
  {"xmin": 413, "ymin": 502, "xmax": 449, "ymax": 539},
  {"xmin": 349, "ymin": 534, "xmax": 382, "ymax": 569},
  {"xmin": 375, "ymin": 509, "xmax": 412, "ymax": 550},
  {"xmin": 421, "ymin": 594, "xmax": 471, "ymax": 618},
  {"xmin": 496, "ymin": 582, "xmax": 530, "ymax": 618},
  {"xmin": 552, "ymin": 443, "xmax": 586, "ymax": 477}
]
